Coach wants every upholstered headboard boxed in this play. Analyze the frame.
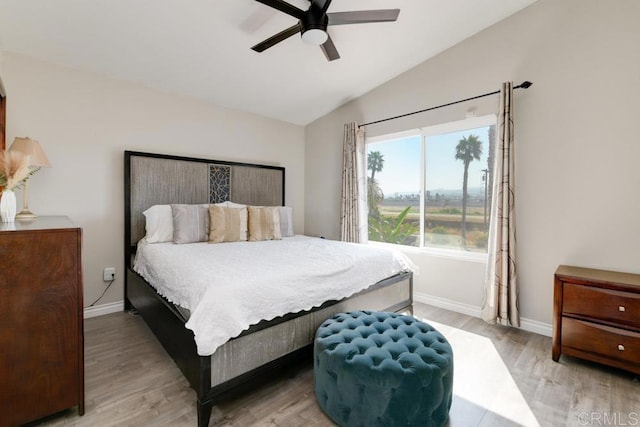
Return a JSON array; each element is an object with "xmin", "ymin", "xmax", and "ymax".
[{"xmin": 124, "ymin": 150, "xmax": 285, "ymax": 261}]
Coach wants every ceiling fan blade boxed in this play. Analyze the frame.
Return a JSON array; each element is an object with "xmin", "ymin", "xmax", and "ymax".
[
  {"xmin": 320, "ymin": 35, "xmax": 340, "ymax": 61},
  {"xmin": 251, "ymin": 24, "xmax": 301, "ymax": 52},
  {"xmin": 311, "ymin": 0, "xmax": 333, "ymax": 14},
  {"xmin": 328, "ymin": 9, "xmax": 400, "ymax": 26},
  {"xmin": 254, "ymin": 0, "xmax": 305, "ymax": 20}
]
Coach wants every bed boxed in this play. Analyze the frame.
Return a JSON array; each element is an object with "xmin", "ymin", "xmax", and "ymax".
[{"xmin": 124, "ymin": 151, "xmax": 414, "ymax": 426}]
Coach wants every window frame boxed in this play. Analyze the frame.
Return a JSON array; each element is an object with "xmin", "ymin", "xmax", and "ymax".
[{"xmin": 365, "ymin": 114, "xmax": 496, "ymax": 261}]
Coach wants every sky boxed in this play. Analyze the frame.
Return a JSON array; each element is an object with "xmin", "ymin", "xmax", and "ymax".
[{"xmin": 367, "ymin": 126, "xmax": 491, "ymax": 195}]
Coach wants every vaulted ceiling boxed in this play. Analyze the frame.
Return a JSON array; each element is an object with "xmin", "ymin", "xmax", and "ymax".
[{"xmin": 0, "ymin": 0, "xmax": 536, "ymax": 125}]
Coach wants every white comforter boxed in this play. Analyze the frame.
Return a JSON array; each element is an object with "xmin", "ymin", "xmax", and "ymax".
[{"xmin": 133, "ymin": 235, "xmax": 415, "ymax": 356}]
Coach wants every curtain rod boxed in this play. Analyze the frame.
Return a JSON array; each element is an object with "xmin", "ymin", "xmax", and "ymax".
[{"xmin": 358, "ymin": 81, "xmax": 533, "ymax": 128}]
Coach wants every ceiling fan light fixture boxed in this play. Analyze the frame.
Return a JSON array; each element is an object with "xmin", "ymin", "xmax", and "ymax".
[
  {"xmin": 250, "ymin": 0, "xmax": 399, "ymax": 61},
  {"xmin": 301, "ymin": 28, "xmax": 328, "ymax": 45}
]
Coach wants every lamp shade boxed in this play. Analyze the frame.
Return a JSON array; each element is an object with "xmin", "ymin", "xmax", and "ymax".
[{"xmin": 8, "ymin": 137, "xmax": 50, "ymax": 167}]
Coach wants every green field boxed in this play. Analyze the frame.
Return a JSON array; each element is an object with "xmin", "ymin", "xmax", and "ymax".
[{"xmin": 372, "ymin": 204, "xmax": 489, "ymax": 251}]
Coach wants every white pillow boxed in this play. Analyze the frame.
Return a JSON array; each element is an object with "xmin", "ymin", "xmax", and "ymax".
[
  {"xmin": 226, "ymin": 201, "xmax": 246, "ymax": 208},
  {"xmin": 143, "ymin": 203, "xmax": 218, "ymax": 243},
  {"xmin": 143, "ymin": 205, "xmax": 173, "ymax": 243},
  {"xmin": 278, "ymin": 206, "xmax": 294, "ymax": 237}
]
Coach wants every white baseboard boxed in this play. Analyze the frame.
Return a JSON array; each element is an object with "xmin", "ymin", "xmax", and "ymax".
[
  {"xmin": 414, "ymin": 292, "xmax": 482, "ymax": 318},
  {"xmin": 519, "ymin": 317, "xmax": 552, "ymax": 337},
  {"xmin": 414, "ymin": 292, "xmax": 552, "ymax": 337},
  {"xmin": 84, "ymin": 300, "xmax": 124, "ymax": 319}
]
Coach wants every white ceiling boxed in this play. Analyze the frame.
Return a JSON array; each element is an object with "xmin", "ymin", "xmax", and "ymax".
[{"xmin": 0, "ymin": 0, "xmax": 536, "ymax": 125}]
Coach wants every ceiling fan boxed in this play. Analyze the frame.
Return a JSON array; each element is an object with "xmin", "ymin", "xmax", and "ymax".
[{"xmin": 251, "ymin": 0, "xmax": 400, "ymax": 61}]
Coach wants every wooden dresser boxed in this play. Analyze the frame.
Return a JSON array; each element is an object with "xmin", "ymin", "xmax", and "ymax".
[
  {"xmin": 553, "ymin": 265, "xmax": 640, "ymax": 374},
  {"xmin": 0, "ymin": 216, "xmax": 84, "ymax": 426}
]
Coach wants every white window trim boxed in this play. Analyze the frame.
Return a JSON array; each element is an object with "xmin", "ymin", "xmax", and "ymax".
[
  {"xmin": 369, "ymin": 240, "xmax": 489, "ymax": 263},
  {"xmin": 366, "ymin": 128, "xmax": 421, "ymax": 144},
  {"xmin": 421, "ymin": 114, "xmax": 496, "ymax": 137},
  {"xmin": 365, "ymin": 114, "xmax": 496, "ymax": 261},
  {"xmin": 418, "ymin": 134, "xmax": 425, "ymax": 248}
]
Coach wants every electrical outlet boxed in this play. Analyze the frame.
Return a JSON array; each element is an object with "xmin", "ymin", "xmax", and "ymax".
[{"xmin": 103, "ymin": 267, "xmax": 116, "ymax": 282}]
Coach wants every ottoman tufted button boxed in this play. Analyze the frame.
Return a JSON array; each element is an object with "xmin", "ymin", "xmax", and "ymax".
[{"xmin": 314, "ymin": 310, "xmax": 453, "ymax": 427}]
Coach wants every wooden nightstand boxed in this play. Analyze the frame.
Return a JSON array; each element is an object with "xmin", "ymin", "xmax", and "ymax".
[
  {"xmin": 0, "ymin": 216, "xmax": 84, "ymax": 425},
  {"xmin": 553, "ymin": 265, "xmax": 640, "ymax": 374}
]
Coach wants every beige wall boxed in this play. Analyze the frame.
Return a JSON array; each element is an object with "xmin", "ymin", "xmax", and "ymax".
[
  {"xmin": 305, "ymin": 0, "xmax": 640, "ymax": 327},
  {"xmin": 0, "ymin": 47, "xmax": 4, "ymax": 80},
  {"xmin": 3, "ymin": 53, "xmax": 305, "ymax": 309}
]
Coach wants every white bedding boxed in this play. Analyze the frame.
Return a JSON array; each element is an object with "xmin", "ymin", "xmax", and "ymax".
[{"xmin": 133, "ymin": 235, "xmax": 415, "ymax": 356}]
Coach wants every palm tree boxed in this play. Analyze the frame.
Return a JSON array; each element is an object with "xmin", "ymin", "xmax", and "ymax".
[
  {"xmin": 455, "ymin": 134, "xmax": 482, "ymax": 248},
  {"xmin": 367, "ymin": 151, "xmax": 385, "ymax": 217},
  {"xmin": 367, "ymin": 151, "xmax": 384, "ymax": 183}
]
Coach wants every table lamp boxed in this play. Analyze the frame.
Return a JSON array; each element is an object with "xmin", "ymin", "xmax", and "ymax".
[{"xmin": 8, "ymin": 137, "xmax": 50, "ymax": 219}]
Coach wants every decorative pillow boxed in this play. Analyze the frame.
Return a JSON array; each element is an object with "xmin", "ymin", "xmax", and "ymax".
[
  {"xmin": 248, "ymin": 206, "xmax": 282, "ymax": 241},
  {"xmin": 143, "ymin": 205, "xmax": 173, "ymax": 243},
  {"xmin": 278, "ymin": 206, "xmax": 294, "ymax": 237},
  {"xmin": 171, "ymin": 204, "xmax": 209, "ymax": 244},
  {"xmin": 209, "ymin": 205, "xmax": 248, "ymax": 243}
]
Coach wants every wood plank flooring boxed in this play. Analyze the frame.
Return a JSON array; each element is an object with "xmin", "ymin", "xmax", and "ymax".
[{"xmin": 34, "ymin": 303, "xmax": 639, "ymax": 427}]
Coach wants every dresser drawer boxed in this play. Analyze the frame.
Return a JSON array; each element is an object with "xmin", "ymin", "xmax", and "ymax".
[
  {"xmin": 563, "ymin": 283, "xmax": 640, "ymax": 328},
  {"xmin": 562, "ymin": 317, "xmax": 640, "ymax": 365}
]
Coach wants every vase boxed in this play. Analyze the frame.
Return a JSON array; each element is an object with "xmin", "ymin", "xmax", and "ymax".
[{"xmin": 0, "ymin": 189, "xmax": 17, "ymax": 223}]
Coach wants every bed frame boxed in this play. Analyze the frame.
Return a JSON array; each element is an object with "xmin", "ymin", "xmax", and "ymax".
[{"xmin": 124, "ymin": 151, "xmax": 413, "ymax": 426}]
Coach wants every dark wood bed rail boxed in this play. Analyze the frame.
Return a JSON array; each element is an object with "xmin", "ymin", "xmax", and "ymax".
[{"xmin": 127, "ymin": 267, "xmax": 413, "ymax": 426}]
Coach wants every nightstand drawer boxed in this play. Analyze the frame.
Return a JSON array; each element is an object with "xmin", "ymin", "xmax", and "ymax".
[
  {"xmin": 563, "ymin": 317, "xmax": 640, "ymax": 365},
  {"xmin": 563, "ymin": 283, "xmax": 640, "ymax": 328}
]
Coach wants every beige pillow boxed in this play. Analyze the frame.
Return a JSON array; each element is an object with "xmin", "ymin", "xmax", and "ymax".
[
  {"xmin": 248, "ymin": 206, "xmax": 282, "ymax": 241},
  {"xmin": 209, "ymin": 206, "xmax": 248, "ymax": 243}
]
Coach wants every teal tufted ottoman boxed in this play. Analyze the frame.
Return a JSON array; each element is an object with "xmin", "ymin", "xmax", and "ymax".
[{"xmin": 314, "ymin": 311, "xmax": 453, "ymax": 427}]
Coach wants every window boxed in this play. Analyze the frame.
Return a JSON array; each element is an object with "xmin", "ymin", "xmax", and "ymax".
[{"xmin": 366, "ymin": 115, "xmax": 496, "ymax": 253}]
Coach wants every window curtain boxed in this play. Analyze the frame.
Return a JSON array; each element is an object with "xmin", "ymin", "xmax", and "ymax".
[
  {"xmin": 482, "ymin": 82, "xmax": 520, "ymax": 327},
  {"xmin": 340, "ymin": 122, "xmax": 367, "ymax": 243}
]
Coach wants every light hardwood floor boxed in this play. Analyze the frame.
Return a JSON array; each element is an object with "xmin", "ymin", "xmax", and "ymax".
[{"xmin": 35, "ymin": 303, "xmax": 639, "ymax": 427}]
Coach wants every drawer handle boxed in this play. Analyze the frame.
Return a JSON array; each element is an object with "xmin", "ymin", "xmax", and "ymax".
[
  {"xmin": 618, "ymin": 344, "xmax": 625, "ymax": 351},
  {"xmin": 619, "ymin": 306, "xmax": 626, "ymax": 312}
]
